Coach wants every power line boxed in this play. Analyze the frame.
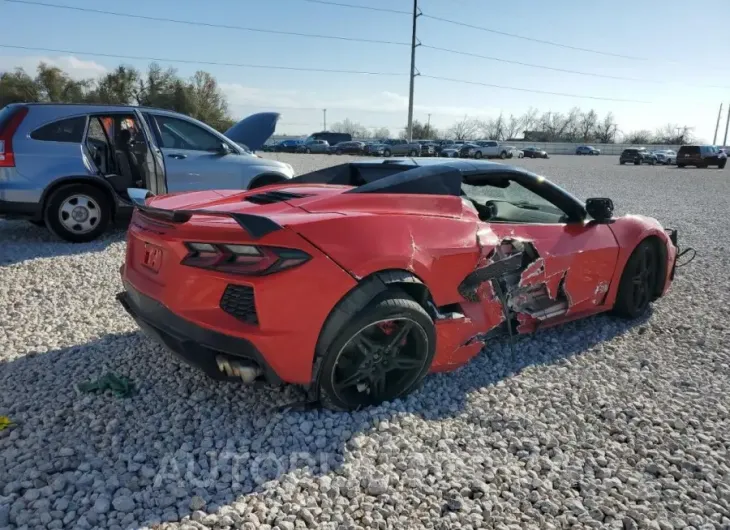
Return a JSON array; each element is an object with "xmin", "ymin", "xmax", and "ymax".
[
  {"xmin": 3, "ymin": 0, "xmax": 409, "ymax": 46},
  {"xmin": 299, "ymin": 0, "xmax": 410, "ymax": 15},
  {"xmin": 0, "ymin": 44, "xmax": 406, "ymax": 76},
  {"xmin": 420, "ymin": 13, "xmax": 648, "ymax": 61},
  {"xmin": 422, "ymin": 45, "xmax": 730, "ymax": 89},
  {"xmin": 420, "ymin": 74, "xmax": 647, "ymax": 103},
  {"xmin": 421, "ymin": 45, "xmax": 659, "ymax": 83}
]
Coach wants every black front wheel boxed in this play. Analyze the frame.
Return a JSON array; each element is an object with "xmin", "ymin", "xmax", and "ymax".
[
  {"xmin": 612, "ymin": 240, "xmax": 659, "ymax": 319},
  {"xmin": 318, "ymin": 292, "xmax": 436, "ymax": 411}
]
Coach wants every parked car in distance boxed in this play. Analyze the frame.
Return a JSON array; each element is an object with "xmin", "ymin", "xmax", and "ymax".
[
  {"xmin": 415, "ymin": 140, "xmax": 437, "ymax": 156},
  {"xmin": 0, "ymin": 103, "xmax": 294, "ymax": 242},
  {"xmin": 306, "ymin": 131, "xmax": 352, "ymax": 146},
  {"xmin": 468, "ymin": 141, "xmax": 514, "ymax": 159},
  {"xmin": 261, "ymin": 140, "xmax": 278, "ymax": 152},
  {"xmin": 651, "ymin": 150, "xmax": 676, "ymax": 165},
  {"xmin": 297, "ymin": 139, "xmax": 330, "ymax": 154},
  {"xmin": 440, "ymin": 143, "xmax": 463, "ymax": 158},
  {"xmin": 275, "ymin": 139, "xmax": 303, "ymax": 153},
  {"xmin": 576, "ymin": 145, "xmax": 601, "ymax": 155},
  {"xmin": 620, "ymin": 147, "xmax": 657, "ymax": 165},
  {"xmin": 332, "ymin": 141, "xmax": 365, "ymax": 155},
  {"xmin": 363, "ymin": 142, "xmax": 387, "ymax": 156},
  {"xmin": 381, "ymin": 139, "xmax": 421, "ymax": 157},
  {"xmin": 523, "ymin": 146, "xmax": 549, "ymax": 159},
  {"xmin": 460, "ymin": 143, "xmax": 479, "ymax": 158},
  {"xmin": 676, "ymin": 145, "xmax": 727, "ymax": 168}
]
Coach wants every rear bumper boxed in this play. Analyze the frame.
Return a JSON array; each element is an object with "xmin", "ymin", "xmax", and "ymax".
[
  {"xmin": 117, "ymin": 282, "xmax": 282, "ymax": 384},
  {"xmin": 0, "ymin": 199, "xmax": 40, "ymax": 220}
]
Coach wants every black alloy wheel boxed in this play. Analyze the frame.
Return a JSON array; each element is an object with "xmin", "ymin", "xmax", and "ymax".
[
  {"xmin": 318, "ymin": 292, "xmax": 435, "ymax": 410},
  {"xmin": 613, "ymin": 240, "xmax": 659, "ymax": 319}
]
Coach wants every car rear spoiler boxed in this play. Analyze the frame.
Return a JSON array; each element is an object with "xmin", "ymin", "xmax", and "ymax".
[{"xmin": 127, "ymin": 188, "xmax": 282, "ymax": 240}]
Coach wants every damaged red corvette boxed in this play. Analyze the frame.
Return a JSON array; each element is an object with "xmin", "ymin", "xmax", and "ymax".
[{"xmin": 117, "ymin": 159, "xmax": 683, "ymax": 410}]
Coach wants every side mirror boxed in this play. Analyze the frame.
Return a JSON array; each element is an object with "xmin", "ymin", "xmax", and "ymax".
[
  {"xmin": 127, "ymin": 188, "xmax": 154, "ymax": 206},
  {"xmin": 586, "ymin": 198, "xmax": 614, "ymax": 222},
  {"xmin": 216, "ymin": 142, "xmax": 232, "ymax": 155}
]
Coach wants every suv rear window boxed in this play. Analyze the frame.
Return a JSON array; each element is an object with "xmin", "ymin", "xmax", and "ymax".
[
  {"xmin": 623, "ymin": 149, "xmax": 637, "ymax": 155},
  {"xmin": 678, "ymin": 146, "xmax": 700, "ymax": 155},
  {"xmin": 30, "ymin": 116, "xmax": 87, "ymax": 143}
]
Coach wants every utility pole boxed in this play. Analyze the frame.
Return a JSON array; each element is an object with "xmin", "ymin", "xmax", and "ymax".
[
  {"xmin": 713, "ymin": 103, "xmax": 723, "ymax": 144},
  {"xmin": 406, "ymin": 0, "xmax": 420, "ymax": 142},
  {"xmin": 323, "ymin": 109, "xmax": 327, "ymax": 131},
  {"xmin": 426, "ymin": 113, "xmax": 432, "ymax": 138},
  {"xmin": 723, "ymin": 102, "xmax": 730, "ymax": 147}
]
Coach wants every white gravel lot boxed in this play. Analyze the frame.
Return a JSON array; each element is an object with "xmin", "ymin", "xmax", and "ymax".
[{"xmin": 1, "ymin": 154, "xmax": 729, "ymax": 530}]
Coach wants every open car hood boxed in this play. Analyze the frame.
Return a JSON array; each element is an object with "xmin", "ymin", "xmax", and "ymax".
[{"xmin": 223, "ymin": 112, "xmax": 280, "ymax": 151}]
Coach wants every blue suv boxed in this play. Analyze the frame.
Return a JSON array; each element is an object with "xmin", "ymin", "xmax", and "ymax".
[{"xmin": 0, "ymin": 104, "xmax": 294, "ymax": 241}]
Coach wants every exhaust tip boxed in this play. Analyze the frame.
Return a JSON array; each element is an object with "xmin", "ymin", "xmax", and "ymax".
[{"xmin": 215, "ymin": 355, "xmax": 262, "ymax": 384}]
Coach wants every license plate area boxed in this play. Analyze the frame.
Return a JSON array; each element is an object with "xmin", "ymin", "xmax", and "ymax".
[{"xmin": 141, "ymin": 243, "xmax": 164, "ymax": 273}]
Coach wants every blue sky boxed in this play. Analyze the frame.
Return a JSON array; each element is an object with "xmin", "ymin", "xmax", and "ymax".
[{"xmin": 1, "ymin": 0, "xmax": 729, "ymax": 141}]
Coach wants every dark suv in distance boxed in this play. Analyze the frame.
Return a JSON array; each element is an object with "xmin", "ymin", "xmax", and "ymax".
[
  {"xmin": 620, "ymin": 148, "xmax": 657, "ymax": 165},
  {"xmin": 676, "ymin": 145, "xmax": 727, "ymax": 169}
]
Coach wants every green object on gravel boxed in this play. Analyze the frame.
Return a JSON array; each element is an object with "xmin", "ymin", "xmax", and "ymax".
[{"xmin": 76, "ymin": 372, "xmax": 135, "ymax": 398}]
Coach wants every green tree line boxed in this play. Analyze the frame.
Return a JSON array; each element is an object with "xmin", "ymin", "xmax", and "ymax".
[{"xmin": 0, "ymin": 62, "xmax": 234, "ymax": 132}]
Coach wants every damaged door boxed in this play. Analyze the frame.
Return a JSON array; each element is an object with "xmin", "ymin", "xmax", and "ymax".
[{"xmin": 459, "ymin": 176, "xmax": 620, "ymax": 335}]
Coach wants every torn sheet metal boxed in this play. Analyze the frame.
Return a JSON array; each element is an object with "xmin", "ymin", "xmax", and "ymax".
[{"xmin": 457, "ymin": 236, "xmax": 575, "ymax": 346}]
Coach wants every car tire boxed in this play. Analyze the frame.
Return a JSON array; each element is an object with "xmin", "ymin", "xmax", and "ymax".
[
  {"xmin": 409, "ymin": 150, "xmax": 418, "ymax": 157},
  {"xmin": 620, "ymin": 161, "xmax": 625, "ymax": 165},
  {"xmin": 678, "ymin": 163, "xmax": 685, "ymax": 168},
  {"xmin": 500, "ymin": 151, "xmax": 507, "ymax": 159},
  {"xmin": 719, "ymin": 160, "xmax": 726, "ymax": 169},
  {"xmin": 634, "ymin": 160, "xmax": 640, "ymax": 165},
  {"xmin": 612, "ymin": 240, "xmax": 660, "ymax": 319},
  {"xmin": 474, "ymin": 151, "xmax": 482, "ymax": 159},
  {"xmin": 305, "ymin": 148, "xmax": 311, "ymax": 154},
  {"xmin": 317, "ymin": 291, "xmax": 436, "ymax": 411},
  {"xmin": 44, "ymin": 183, "xmax": 111, "ymax": 243}
]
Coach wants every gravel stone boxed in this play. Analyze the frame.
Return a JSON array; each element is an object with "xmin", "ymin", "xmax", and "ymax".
[{"xmin": 1, "ymin": 155, "xmax": 728, "ymax": 528}]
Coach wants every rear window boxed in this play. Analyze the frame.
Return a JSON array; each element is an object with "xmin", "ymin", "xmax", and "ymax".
[
  {"xmin": 30, "ymin": 116, "xmax": 87, "ymax": 143},
  {"xmin": 623, "ymin": 149, "xmax": 637, "ymax": 155},
  {"xmin": 678, "ymin": 146, "xmax": 700, "ymax": 155}
]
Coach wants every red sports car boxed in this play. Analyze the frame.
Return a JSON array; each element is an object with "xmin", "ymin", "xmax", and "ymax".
[{"xmin": 117, "ymin": 159, "xmax": 683, "ymax": 410}]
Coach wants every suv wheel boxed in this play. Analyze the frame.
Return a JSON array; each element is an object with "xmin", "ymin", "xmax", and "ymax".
[
  {"xmin": 500, "ymin": 151, "xmax": 507, "ymax": 159},
  {"xmin": 409, "ymin": 149, "xmax": 418, "ymax": 157},
  {"xmin": 383, "ymin": 149, "xmax": 392, "ymax": 157},
  {"xmin": 305, "ymin": 148, "xmax": 311, "ymax": 154},
  {"xmin": 719, "ymin": 159, "xmax": 727, "ymax": 169},
  {"xmin": 474, "ymin": 151, "xmax": 483, "ymax": 159},
  {"xmin": 45, "ymin": 183, "xmax": 111, "ymax": 243}
]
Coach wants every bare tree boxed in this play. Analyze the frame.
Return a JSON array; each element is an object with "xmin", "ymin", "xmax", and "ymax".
[
  {"xmin": 653, "ymin": 123, "xmax": 694, "ymax": 144},
  {"xmin": 371, "ymin": 127, "xmax": 390, "ymax": 139},
  {"xmin": 594, "ymin": 112, "xmax": 618, "ymax": 143},
  {"xmin": 504, "ymin": 114, "xmax": 524, "ymax": 140},
  {"xmin": 624, "ymin": 130, "xmax": 653, "ymax": 145},
  {"xmin": 579, "ymin": 109, "xmax": 598, "ymax": 141},
  {"xmin": 331, "ymin": 118, "xmax": 368, "ymax": 138},
  {"xmin": 563, "ymin": 107, "xmax": 582, "ymax": 142},
  {"xmin": 448, "ymin": 116, "xmax": 480, "ymax": 140},
  {"xmin": 520, "ymin": 107, "xmax": 539, "ymax": 132}
]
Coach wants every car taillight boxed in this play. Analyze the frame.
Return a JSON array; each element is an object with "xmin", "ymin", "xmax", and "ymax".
[
  {"xmin": 0, "ymin": 107, "xmax": 29, "ymax": 168},
  {"xmin": 182, "ymin": 243, "xmax": 311, "ymax": 276}
]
